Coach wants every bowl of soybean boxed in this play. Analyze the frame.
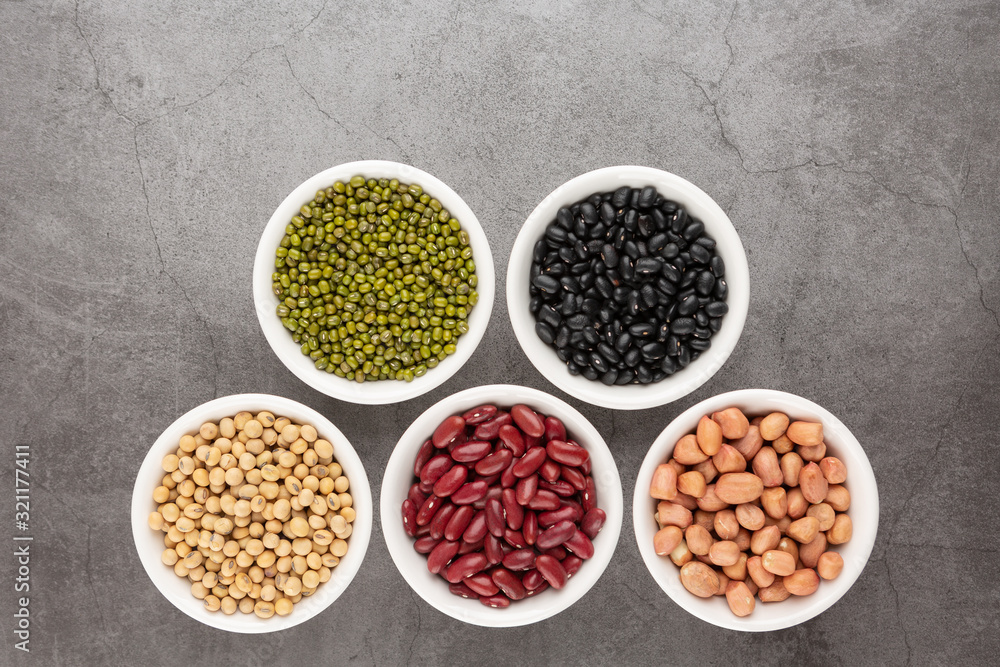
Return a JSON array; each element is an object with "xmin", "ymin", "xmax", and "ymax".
[
  {"xmin": 254, "ymin": 161, "xmax": 495, "ymax": 404},
  {"xmin": 506, "ymin": 166, "xmax": 749, "ymax": 410}
]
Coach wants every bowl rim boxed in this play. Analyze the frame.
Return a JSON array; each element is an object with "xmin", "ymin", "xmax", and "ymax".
[
  {"xmin": 632, "ymin": 388, "xmax": 880, "ymax": 631},
  {"xmin": 379, "ymin": 383, "xmax": 624, "ymax": 627},
  {"xmin": 130, "ymin": 393, "xmax": 373, "ymax": 633},
  {"xmin": 506, "ymin": 165, "xmax": 749, "ymax": 410},
  {"xmin": 253, "ymin": 160, "xmax": 496, "ymax": 405}
]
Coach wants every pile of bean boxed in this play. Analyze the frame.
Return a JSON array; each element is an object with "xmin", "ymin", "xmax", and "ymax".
[
  {"xmin": 272, "ymin": 176, "xmax": 479, "ymax": 383},
  {"xmin": 649, "ymin": 408, "xmax": 851, "ymax": 617},
  {"xmin": 402, "ymin": 404, "xmax": 606, "ymax": 607},
  {"xmin": 148, "ymin": 412, "xmax": 356, "ymax": 618},
  {"xmin": 529, "ymin": 186, "xmax": 728, "ymax": 385}
]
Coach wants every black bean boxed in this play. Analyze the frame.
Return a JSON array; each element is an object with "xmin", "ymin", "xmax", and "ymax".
[
  {"xmin": 613, "ymin": 227, "xmax": 627, "ymax": 249},
  {"xmin": 600, "ymin": 369, "xmax": 618, "ymax": 385},
  {"xmin": 670, "ymin": 317, "xmax": 696, "ymax": 335},
  {"xmin": 689, "ymin": 337, "xmax": 712, "ymax": 351},
  {"xmin": 677, "ymin": 345, "xmax": 691, "ymax": 368},
  {"xmin": 538, "ymin": 304, "xmax": 561, "ymax": 328},
  {"xmin": 560, "ymin": 292, "xmax": 576, "ymax": 316},
  {"xmin": 641, "ymin": 342, "xmax": 666, "ymax": 360},
  {"xmin": 660, "ymin": 356, "xmax": 678, "ymax": 374},
  {"xmin": 651, "ymin": 208, "xmax": 668, "ymax": 231},
  {"xmin": 560, "ymin": 276, "xmax": 581, "ymax": 293},
  {"xmin": 566, "ymin": 313, "xmax": 589, "ymax": 330},
  {"xmin": 640, "ymin": 284, "xmax": 659, "ymax": 308},
  {"xmin": 572, "ymin": 351, "xmax": 590, "ymax": 367},
  {"xmin": 678, "ymin": 294, "xmax": 699, "ymax": 316},
  {"xmin": 695, "ymin": 311, "xmax": 709, "ymax": 328},
  {"xmin": 657, "ymin": 323, "xmax": 671, "ymax": 342},
  {"xmin": 695, "ymin": 236, "xmax": 716, "ymax": 250},
  {"xmin": 638, "ymin": 214, "xmax": 654, "ymax": 237},
  {"xmin": 634, "ymin": 257, "xmax": 660, "ymax": 278},
  {"xmin": 648, "ymin": 233, "xmax": 668, "ymax": 253},
  {"xmin": 600, "ymin": 244, "xmax": 618, "ymax": 269},
  {"xmin": 682, "ymin": 220, "xmax": 705, "ymax": 240},
  {"xmin": 662, "ymin": 264, "xmax": 681, "ymax": 283},
  {"xmin": 629, "ymin": 322, "xmax": 655, "ymax": 339},
  {"xmin": 615, "ymin": 369, "xmax": 634, "ymax": 385},
  {"xmin": 637, "ymin": 186, "xmax": 657, "ymax": 208},
  {"xmin": 535, "ymin": 322, "xmax": 555, "ymax": 344},
  {"xmin": 680, "ymin": 269, "xmax": 698, "ymax": 289},
  {"xmin": 670, "ymin": 208, "xmax": 688, "ymax": 233},
  {"xmin": 542, "ymin": 263, "xmax": 566, "ymax": 277},
  {"xmin": 570, "ymin": 261, "xmax": 589, "ymax": 276},
  {"xmin": 624, "ymin": 347, "xmax": 641, "ymax": 367},
  {"xmin": 615, "ymin": 332, "xmax": 632, "ymax": 354},
  {"xmin": 600, "ymin": 201, "xmax": 616, "ymax": 224},
  {"xmin": 567, "ymin": 361, "xmax": 581, "ymax": 376},
  {"xmin": 710, "ymin": 255, "xmax": 725, "ymax": 277},
  {"xmin": 709, "ymin": 317, "xmax": 723, "ymax": 333},
  {"xmin": 532, "ymin": 274, "xmax": 560, "ymax": 293},
  {"xmin": 573, "ymin": 218, "xmax": 587, "ymax": 239},
  {"xmin": 569, "ymin": 331, "xmax": 587, "ymax": 349},
  {"xmin": 594, "ymin": 275, "xmax": 613, "ymax": 299},
  {"xmin": 636, "ymin": 365, "xmax": 654, "ymax": 384},
  {"xmin": 626, "ymin": 291, "xmax": 641, "ymax": 316},
  {"xmin": 655, "ymin": 277, "xmax": 677, "ymax": 296},
  {"xmin": 581, "ymin": 202, "xmax": 598, "ymax": 226},
  {"xmin": 533, "ymin": 239, "xmax": 547, "ymax": 263},
  {"xmin": 629, "ymin": 189, "xmax": 641, "ymax": 208},
  {"xmin": 623, "ymin": 209, "xmax": 638, "ymax": 232},
  {"xmin": 581, "ymin": 299, "xmax": 601, "ymax": 318},
  {"xmin": 591, "ymin": 353, "xmax": 610, "ymax": 373},
  {"xmin": 581, "ymin": 365, "xmax": 599, "ymax": 381},
  {"xmin": 713, "ymin": 278, "xmax": 728, "ymax": 300},
  {"xmin": 688, "ymin": 243, "xmax": 711, "ymax": 265},
  {"xmin": 546, "ymin": 225, "xmax": 568, "ymax": 244},
  {"xmin": 598, "ymin": 307, "xmax": 614, "ymax": 323},
  {"xmin": 666, "ymin": 334, "xmax": 681, "ymax": 355},
  {"xmin": 635, "ymin": 240, "xmax": 648, "ymax": 257},
  {"xmin": 612, "ymin": 186, "xmax": 631, "ymax": 208},
  {"xmin": 557, "ymin": 246, "xmax": 575, "ymax": 263},
  {"xmin": 529, "ymin": 295, "xmax": 542, "ymax": 313},
  {"xmin": 619, "ymin": 256, "xmax": 635, "ymax": 282},
  {"xmin": 661, "ymin": 199, "xmax": 678, "ymax": 214},
  {"xmin": 613, "ymin": 286, "xmax": 630, "ymax": 303},
  {"xmin": 695, "ymin": 270, "xmax": 715, "ymax": 296},
  {"xmin": 555, "ymin": 327, "xmax": 570, "ymax": 348},
  {"xmin": 581, "ymin": 327, "xmax": 600, "ymax": 346},
  {"xmin": 588, "ymin": 193, "xmax": 603, "ymax": 208},
  {"xmin": 556, "ymin": 208, "xmax": 573, "ymax": 229},
  {"xmin": 692, "ymin": 326, "xmax": 712, "ymax": 339},
  {"xmin": 623, "ymin": 240, "xmax": 639, "ymax": 259},
  {"xmin": 557, "ymin": 347, "xmax": 572, "ymax": 362}
]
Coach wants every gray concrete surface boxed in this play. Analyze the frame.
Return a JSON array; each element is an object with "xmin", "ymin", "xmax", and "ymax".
[{"xmin": 1, "ymin": 0, "xmax": 998, "ymax": 664}]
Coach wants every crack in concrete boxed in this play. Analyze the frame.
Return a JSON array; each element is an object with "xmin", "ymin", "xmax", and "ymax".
[{"xmin": 883, "ymin": 558, "xmax": 913, "ymax": 666}]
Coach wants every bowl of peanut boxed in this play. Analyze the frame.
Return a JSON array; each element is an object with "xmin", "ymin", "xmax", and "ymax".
[
  {"xmin": 633, "ymin": 389, "xmax": 878, "ymax": 631},
  {"xmin": 131, "ymin": 394, "xmax": 373, "ymax": 633}
]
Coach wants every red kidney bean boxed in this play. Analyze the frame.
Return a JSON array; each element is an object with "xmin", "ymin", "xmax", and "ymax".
[
  {"xmin": 580, "ymin": 508, "xmax": 606, "ymax": 539},
  {"xmin": 511, "ymin": 404, "xmax": 545, "ymax": 437},
  {"xmin": 539, "ymin": 459, "xmax": 561, "ymax": 483},
  {"xmin": 464, "ymin": 572, "xmax": 500, "ymax": 596},
  {"xmin": 462, "ymin": 510, "xmax": 488, "ymax": 543},
  {"xmin": 480, "ymin": 594, "xmax": 511, "ymax": 608},
  {"xmin": 433, "ymin": 415, "xmax": 466, "ymax": 449},
  {"xmin": 473, "ymin": 412, "xmax": 512, "ymax": 440},
  {"xmin": 432, "ymin": 465, "xmax": 468, "ymax": 498},
  {"xmin": 539, "ymin": 479, "xmax": 575, "ymax": 497},
  {"xmin": 416, "ymin": 494, "xmax": 443, "ymax": 526},
  {"xmin": 484, "ymin": 485, "xmax": 503, "ymax": 502},
  {"xmin": 450, "ymin": 440, "xmax": 492, "ymax": 463},
  {"xmin": 526, "ymin": 489, "xmax": 561, "ymax": 511},
  {"xmin": 474, "ymin": 448, "xmax": 512, "ymax": 476},
  {"xmin": 491, "ymin": 568, "xmax": 527, "ymax": 600},
  {"xmin": 413, "ymin": 535, "xmax": 440, "ymax": 554},
  {"xmin": 525, "ymin": 433, "xmax": 543, "ymax": 450},
  {"xmin": 502, "ymin": 549, "xmax": 536, "ymax": 571},
  {"xmin": 445, "ymin": 553, "xmax": 488, "ymax": 583},
  {"xmin": 484, "ymin": 534, "xmax": 504, "ymax": 565},
  {"xmin": 449, "ymin": 581, "xmax": 479, "ymax": 599},
  {"xmin": 560, "ymin": 465, "xmax": 586, "ymax": 491},
  {"xmin": 418, "ymin": 479, "xmax": 434, "ymax": 495},
  {"xmin": 462, "ymin": 404, "xmax": 497, "ymax": 425},
  {"xmin": 419, "ymin": 454, "xmax": 453, "ymax": 487},
  {"xmin": 497, "ymin": 424, "xmax": 526, "ymax": 458},
  {"xmin": 522, "ymin": 511, "xmax": 538, "ymax": 546},
  {"xmin": 515, "ymin": 474, "xmax": 538, "ymax": 505},
  {"xmin": 444, "ymin": 505, "xmax": 475, "ymax": 542},
  {"xmin": 500, "ymin": 461, "xmax": 518, "ymax": 488},
  {"xmin": 525, "ymin": 581, "xmax": 549, "ymax": 596},
  {"xmin": 544, "ymin": 416, "xmax": 567, "ymax": 442},
  {"xmin": 503, "ymin": 528, "xmax": 527, "ymax": 549},
  {"xmin": 427, "ymin": 539, "xmax": 460, "ymax": 574},
  {"xmin": 562, "ymin": 555, "xmax": 584, "ymax": 577},
  {"xmin": 564, "ymin": 529, "xmax": 595, "ymax": 559},
  {"xmin": 513, "ymin": 447, "xmax": 548, "ymax": 478},
  {"xmin": 414, "ymin": 440, "xmax": 434, "ymax": 477},
  {"xmin": 537, "ymin": 505, "xmax": 582, "ymax": 528},
  {"xmin": 485, "ymin": 498, "xmax": 505, "ymax": 538},
  {"xmin": 542, "ymin": 545, "xmax": 567, "ymax": 560},
  {"xmin": 522, "ymin": 569, "xmax": 544, "ymax": 590},
  {"xmin": 402, "ymin": 499, "xmax": 418, "ymax": 537},
  {"xmin": 458, "ymin": 538, "xmax": 483, "ymax": 555},
  {"xmin": 536, "ymin": 520, "xmax": 577, "ymax": 550},
  {"xmin": 535, "ymin": 554, "xmax": 567, "ymax": 589},
  {"xmin": 408, "ymin": 483, "xmax": 428, "ymax": 508},
  {"xmin": 582, "ymin": 476, "xmax": 598, "ymax": 512},
  {"xmin": 451, "ymin": 480, "xmax": 489, "ymax": 505},
  {"xmin": 501, "ymin": 488, "xmax": 524, "ymax": 530},
  {"xmin": 415, "ymin": 523, "xmax": 431, "ymax": 538},
  {"xmin": 546, "ymin": 439, "xmax": 590, "ymax": 467},
  {"xmin": 475, "ymin": 472, "xmax": 501, "ymax": 487},
  {"xmin": 430, "ymin": 502, "xmax": 457, "ymax": 539},
  {"xmin": 579, "ymin": 454, "xmax": 592, "ymax": 475}
]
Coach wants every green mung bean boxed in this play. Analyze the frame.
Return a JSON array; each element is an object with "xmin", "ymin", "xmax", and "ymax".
[{"xmin": 272, "ymin": 175, "xmax": 478, "ymax": 382}]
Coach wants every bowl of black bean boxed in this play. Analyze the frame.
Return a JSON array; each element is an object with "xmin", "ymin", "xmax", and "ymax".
[{"xmin": 506, "ymin": 167, "xmax": 749, "ymax": 410}]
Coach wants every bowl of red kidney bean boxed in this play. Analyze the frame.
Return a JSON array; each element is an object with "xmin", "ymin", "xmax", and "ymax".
[
  {"xmin": 380, "ymin": 384, "xmax": 623, "ymax": 627},
  {"xmin": 506, "ymin": 166, "xmax": 749, "ymax": 409}
]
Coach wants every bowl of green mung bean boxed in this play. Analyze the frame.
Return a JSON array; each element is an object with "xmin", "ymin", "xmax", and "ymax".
[{"xmin": 254, "ymin": 161, "xmax": 495, "ymax": 404}]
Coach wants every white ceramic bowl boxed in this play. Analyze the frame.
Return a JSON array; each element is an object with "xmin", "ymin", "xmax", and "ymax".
[
  {"xmin": 633, "ymin": 389, "xmax": 879, "ymax": 631},
  {"xmin": 254, "ymin": 160, "xmax": 495, "ymax": 404},
  {"xmin": 131, "ymin": 394, "xmax": 373, "ymax": 633},
  {"xmin": 380, "ymin": 384, "xmax": 623, "ymax": 627},
  {"xmin": 507, "ymin": 166, "xmax": 749, "ymax": 410}
]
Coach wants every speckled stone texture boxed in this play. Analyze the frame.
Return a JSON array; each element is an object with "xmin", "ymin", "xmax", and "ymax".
[{"xmin": 1, "ymin": 0, "xmax": 997, "ymax": 664}]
